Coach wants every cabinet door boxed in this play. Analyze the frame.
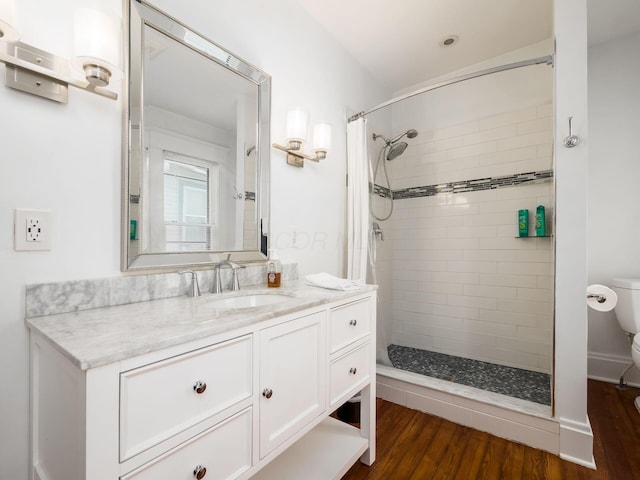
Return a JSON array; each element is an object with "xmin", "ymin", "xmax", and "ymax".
[{"xmin": 259, "ymin": 312, "xmax": 326, "ymax": 457}]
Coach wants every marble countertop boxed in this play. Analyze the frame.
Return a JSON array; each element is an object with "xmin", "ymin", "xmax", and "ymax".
[{"xmin": 26, "ymin": 281, "xmax": 376, "ymax": 371}]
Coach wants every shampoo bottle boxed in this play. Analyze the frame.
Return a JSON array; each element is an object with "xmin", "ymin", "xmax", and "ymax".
[
  {"xmin": 518, "ymin": 209, "xmax": 529, "ymax": 237},
  {"xmin": 267, "ymin": 249, "xmax": 281, "ymax": 288},
  {"xmin": 535, "ymin": 205, "xmax": 546, "ymax": 237}
]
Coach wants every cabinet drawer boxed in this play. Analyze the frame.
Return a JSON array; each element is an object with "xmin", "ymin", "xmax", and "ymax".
[
  {"xmin": 329, "ymin": 343, "xmax": 370, "ymax": 407},
  {"xmin": 121, "ymin": 408, "xmax": 252, "ymax": 480},
  {"xmin": 329, "ymin": 299, "xmax": 370, "ymax": 353},
  {"xmin": 120, "ymin": 335, "xmax": 252, "ymax": 461}
]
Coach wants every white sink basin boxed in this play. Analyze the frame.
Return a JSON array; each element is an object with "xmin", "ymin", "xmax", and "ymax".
[{"xmin": 204, "ymin": 293, "xmax": 292, "ymax": 309}]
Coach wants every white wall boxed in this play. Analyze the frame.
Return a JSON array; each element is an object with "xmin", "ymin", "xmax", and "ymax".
[
  {"xmin": 587, "ymin": 31, "xmax": 640, "ymax": 385},
  {"xmin": 0, "ymin": 1, "xmax": 387, "ymax": 478}
]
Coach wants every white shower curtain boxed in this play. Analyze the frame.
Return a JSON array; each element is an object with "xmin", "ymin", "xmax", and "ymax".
[
  {"xmin": 346, "ymin": 117, "xmax": 369, "ymax": 282},
  {"xmin": 347, "ymin": 117, "xmax": 392, "ymax": 366}
]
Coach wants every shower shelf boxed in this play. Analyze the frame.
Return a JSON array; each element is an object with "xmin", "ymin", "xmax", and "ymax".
[{"xmin": 515, "ymin": 235, "xmax": 552, "ymax": 238}]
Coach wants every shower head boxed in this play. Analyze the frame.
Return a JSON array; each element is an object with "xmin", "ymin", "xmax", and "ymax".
[
  {"xmin": 373, "ymin": 129, "xmax": 419, "ymax": 145},
  {"xmin": 389, "ymin": 129, "xmax": 419, "ymax": 144},
  {"xmin": 387, "ymin": 142, "xmax": 408, "ymax": 161}
]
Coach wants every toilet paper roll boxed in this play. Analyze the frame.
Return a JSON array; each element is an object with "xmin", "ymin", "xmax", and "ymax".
[{"xmin": 586, "ymin": 284, "xmax": 618, "ymax": 312}]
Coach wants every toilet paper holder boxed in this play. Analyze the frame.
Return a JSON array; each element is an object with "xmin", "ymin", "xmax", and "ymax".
[
  {"xmin": 587, "ymin": 293, "xmax": 607, "ymax": 304},
  {"xmin": 586, "ymin": 284, "xmax": 618, "ymax": 312}
]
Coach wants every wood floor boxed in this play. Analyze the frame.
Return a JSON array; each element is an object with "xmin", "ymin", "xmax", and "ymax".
[{"xmin": 342, "ymin": 380, "xmax": 640, "ymax": 480}]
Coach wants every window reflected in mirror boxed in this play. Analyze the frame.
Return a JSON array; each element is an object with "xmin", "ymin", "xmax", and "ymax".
[{"xmin": 163, "ymin": 156, "xmax": 216, "ymax": 252}]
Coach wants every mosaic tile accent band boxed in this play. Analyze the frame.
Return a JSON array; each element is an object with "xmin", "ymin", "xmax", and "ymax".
[
  {"xmin": 373, "ymin": 170, "xmax": 553, "ymax": 199},
  {"xmin": 388, "ymin": 344, "xmax": 551, "ymax": 405}
]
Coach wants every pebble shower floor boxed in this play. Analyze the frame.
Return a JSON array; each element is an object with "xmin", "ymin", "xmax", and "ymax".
[{"xmin": 388, "ymin": 344, "xmax": 551, "ymax": 405}]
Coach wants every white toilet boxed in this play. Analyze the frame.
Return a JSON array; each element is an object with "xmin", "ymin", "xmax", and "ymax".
[{"xmin": 610, "ymin": 278, "xmax": 640, "ymax": 412}]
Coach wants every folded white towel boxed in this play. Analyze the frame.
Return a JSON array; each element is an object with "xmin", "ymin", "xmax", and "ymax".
[{"xmin": 305, "ymin": 272, "xmax": 364, "ymax": 291}]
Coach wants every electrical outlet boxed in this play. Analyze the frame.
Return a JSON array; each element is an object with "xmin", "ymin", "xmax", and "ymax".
[
  {"xmin": 15, "ymin": 209, "xmax": 52, "ymax": 251},
  {"xmin": 26, "ymin": 218, "xmax": 42, "ymax": 242}
]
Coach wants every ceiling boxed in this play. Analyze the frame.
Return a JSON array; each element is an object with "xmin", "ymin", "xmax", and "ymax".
[
  {"xmin": 293, "ymin": 0, "xmax": 553, "ymax": 92},
  {"xmin": 293, "ymin": 0, "xmax": 640, "ymax": 93}
]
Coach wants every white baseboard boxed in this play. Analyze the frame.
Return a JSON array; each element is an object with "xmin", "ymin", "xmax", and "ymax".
[
  {"xmin": 559, "ymin": 417, "xmax": 596, "ymax": 470},
  {"xmin": 587, "ymin": 351, "xmax": 640, "ymax": 387}
]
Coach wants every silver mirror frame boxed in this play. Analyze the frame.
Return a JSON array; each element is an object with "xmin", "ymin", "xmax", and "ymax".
[{"xmin": 122, "ymin": 0, "xmax": 271, "ymax": 271}]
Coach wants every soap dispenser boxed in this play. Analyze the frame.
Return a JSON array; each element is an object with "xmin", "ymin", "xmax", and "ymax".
[{"xmin": 267, "ymin": 249, "xmax": 282, "ymax": 288}]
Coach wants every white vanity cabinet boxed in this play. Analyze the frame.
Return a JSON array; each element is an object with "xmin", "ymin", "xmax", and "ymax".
[{"xmin": 28, "ymin": 289, "xmax": 376, "ymax": 480}]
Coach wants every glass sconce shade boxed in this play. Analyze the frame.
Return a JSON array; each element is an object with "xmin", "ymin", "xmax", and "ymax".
[
  {"xmin": 73, "ymin": 8, "xmax": 121, "ymax": 86},
  {"xmin": 313, "ymin": 123, "xmax": 331, "ymax": 153},
  {"xmin": 286, "ymin": 108, "xmax": 309, "ymax": 143},
  {"xmin": 0, "ymin": 0, "xmax": 20, "ymax": 42},
  {"xmin": 273, "ymin": 108, "xmax": 330, "ymax": 166}
]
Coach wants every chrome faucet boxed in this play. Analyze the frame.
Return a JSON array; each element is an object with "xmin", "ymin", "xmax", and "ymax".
[
  {"xmin": 212, "ymin": 254, "xmax": 245, "ymax": 293},
  {"xmin": 212, "ymin": 264, "xmax": 224, "ymax": 294},
  {"xmin": 178, "ymin": 270, "xmax": 201, "ymax": 297}
]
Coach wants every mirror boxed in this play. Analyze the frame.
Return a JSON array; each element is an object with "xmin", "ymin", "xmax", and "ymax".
[{"xmin": 122, "ymin": 0, "xmax": 271, "ymax": 271}]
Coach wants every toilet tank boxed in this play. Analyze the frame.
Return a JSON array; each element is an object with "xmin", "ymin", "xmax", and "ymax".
[{"xmin": 611, "ymin": 278, "xmax": 640, "ymax": 334}]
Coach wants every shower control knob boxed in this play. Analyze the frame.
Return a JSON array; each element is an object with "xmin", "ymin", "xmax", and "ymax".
[{"xmin": 349, "ymin": 319, "xmax": 357, "ymax": 326}]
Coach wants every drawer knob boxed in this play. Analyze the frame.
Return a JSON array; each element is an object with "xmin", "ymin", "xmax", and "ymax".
[
  {"xmin": 349, "ymin": 367, "xmax": 357, "ymax": 375},
  {"xmin": 262, "ymin": 388, "xmax": 273, "ymax": 399},
  {"xmin": 193, "ymin": 381, "xmax": 207, "ymax": 395},
  {"xmin": 349, "ymin": 319, "xmax": 357, "ymax": 326},
  {"xmin": 193, "ymin": 465, "xmax": 207, "ymax": 479}
]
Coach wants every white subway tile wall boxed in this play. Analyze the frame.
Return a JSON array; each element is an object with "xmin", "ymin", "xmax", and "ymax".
[{"xmin": 384, "ymin": 103, "xmax": 553, "ymax": 373}]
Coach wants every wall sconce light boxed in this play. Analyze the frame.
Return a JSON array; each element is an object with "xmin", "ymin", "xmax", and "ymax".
[
  {"xmin": 273, "ymin": 108, "xmax": 332, "ymax": 167},
  {"xmin": 0, "ymin": 1, "xmax": 120, "ymax": 103}
]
